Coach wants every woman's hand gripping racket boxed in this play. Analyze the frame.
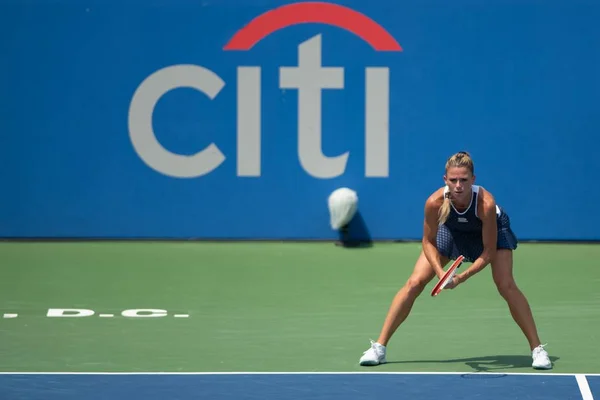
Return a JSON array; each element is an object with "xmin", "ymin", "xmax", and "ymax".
[{"xmin": 431, "ymin": 255, "xmax": 465, "ymax": 297}]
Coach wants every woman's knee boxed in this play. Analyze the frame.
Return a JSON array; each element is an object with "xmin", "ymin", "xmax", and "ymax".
[
  {"xmin": 401, "ymin": 251, "xmax": 446, "ymax": 297},
  {"xmin": 404, "ymin": 275, "xmax": 428, "ymax": 296},
  {"xmin": 491, "ymin": 249, "xmax": 519, "ymax": 298},
  {"xmin": 495, "ymin": 278, "xmax": 519, "ymax": 299}
]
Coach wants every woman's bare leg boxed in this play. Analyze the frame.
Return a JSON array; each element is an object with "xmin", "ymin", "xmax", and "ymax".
[{"xmin": 377, "ymin": 251, "xmax": 448, "ymax": 346}]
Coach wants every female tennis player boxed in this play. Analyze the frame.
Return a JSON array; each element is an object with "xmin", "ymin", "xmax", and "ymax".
[{"xmin": 359, "ymin": 151, "xmax": 552, "ymax": 370}]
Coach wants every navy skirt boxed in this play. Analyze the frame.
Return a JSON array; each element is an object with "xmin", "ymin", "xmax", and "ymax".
[{"xmin": 436, "ymin": 209, "xmax": 518, "ymax": 263}]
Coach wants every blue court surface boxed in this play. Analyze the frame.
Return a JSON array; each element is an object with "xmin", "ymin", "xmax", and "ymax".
[{"xmin": 0, "ymin": 372, "xmax": 597, "ymax": 400}]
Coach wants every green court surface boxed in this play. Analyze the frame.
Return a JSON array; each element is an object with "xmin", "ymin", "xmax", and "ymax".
[{"xmin": 1, "ymin": 241, "xmax": 599, "ymax": 374}]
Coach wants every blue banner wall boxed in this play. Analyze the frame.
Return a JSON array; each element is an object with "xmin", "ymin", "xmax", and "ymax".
[{"xmin": 1, "ymin": 0, "xmax": 599, "ymax": 240}]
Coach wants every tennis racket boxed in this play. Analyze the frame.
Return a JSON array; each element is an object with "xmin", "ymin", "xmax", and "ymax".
[{"xmin": 431, "ymin": 255, "xmax": 465, "ymax": 297}]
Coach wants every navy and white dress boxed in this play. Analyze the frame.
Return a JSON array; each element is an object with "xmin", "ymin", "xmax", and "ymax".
[{"xmin": 436, "ymin": 185, "xmax": 518, "ymax": 263}]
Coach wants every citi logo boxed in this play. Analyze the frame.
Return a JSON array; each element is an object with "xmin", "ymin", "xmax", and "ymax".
[{"xmin": 128, "ymin": 2, "xmax": 402, "ymax": 179}]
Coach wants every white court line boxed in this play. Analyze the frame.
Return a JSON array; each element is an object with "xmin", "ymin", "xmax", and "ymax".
[
  {"xmin": 0, "ymin": 372, "xmax": 598, "ymax": 377},
  {"xmin": 576, "ymin": 374, "xmax": 595, "ymax": 400}
]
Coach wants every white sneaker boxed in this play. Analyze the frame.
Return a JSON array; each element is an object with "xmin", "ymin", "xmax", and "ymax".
[
  {"xmin": 532, "ymin": 344, "xmax": 552, "ymax": 369},
  {"xmin": 359, "ymin": 340, "xmax": 387, "ymax": 366}
]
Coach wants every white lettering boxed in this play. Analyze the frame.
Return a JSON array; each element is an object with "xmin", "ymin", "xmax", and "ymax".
[
  {"xmin": 47, "ymin": 308, "xmax": 95, "ymax": 317},
  {"xmin": 280, "ymin": 34, "xmax": 348, "ymax": 179},
  {"xmin": 128, "ymin": 64, "xmax": 226, "ymax": 178},
  {"xmin": 121, "ymin": 309, "xmax": 168, "ymax": 318},
  {"xmin": 365, "ymin": 67, "xmax": 390, "ymax": 177},
  {"xmin": 237, "ymin": 67, "xmax": 262, "ymax": 176},
  {"xmin": 128, "ymin": 39, "xmax": 394, "ymax": 179}
]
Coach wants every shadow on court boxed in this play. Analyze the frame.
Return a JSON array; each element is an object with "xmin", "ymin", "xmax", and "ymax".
[
  {"xmin": 385, "ymin": 355, "xmax": 560, "ymax": 372},
  {"xmin": 335, "ymin": 211, "xmax": 374, "ymax": 248}
]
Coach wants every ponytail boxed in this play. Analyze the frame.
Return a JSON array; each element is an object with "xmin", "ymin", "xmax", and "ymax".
[{"xmin": 438, "ymin": 191, "xmax": 451, "ymax": 225}]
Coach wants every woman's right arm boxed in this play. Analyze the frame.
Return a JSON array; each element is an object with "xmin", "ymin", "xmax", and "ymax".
[{"xmin": 422, "ymin": 194, "xmax": 446, "ymax": 279}]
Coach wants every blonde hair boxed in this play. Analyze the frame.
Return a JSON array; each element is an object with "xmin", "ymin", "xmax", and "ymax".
[{"xmin": 438, "ymin": 151, "xmax": 475, "ymax": 225}]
